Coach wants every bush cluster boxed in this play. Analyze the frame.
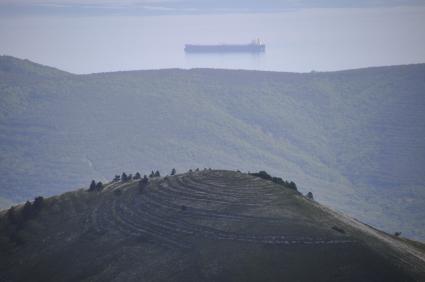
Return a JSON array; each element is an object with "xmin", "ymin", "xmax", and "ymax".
[
  {"xmin": 88, "ymin": 180, "xmax": 103, "ymax": 192},
  {"xmin": 249, "ymin": 171, "xmax": 298, "ymax": 191},
  {"xmin": 2, "ymin": 196, "xmax": 45, "ymax": 245}
]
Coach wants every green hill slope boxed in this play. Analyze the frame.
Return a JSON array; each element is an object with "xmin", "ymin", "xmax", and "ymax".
[
  {"xmin": 0, "ymin": 56, "xmax": 424, "ymax": 240},
  {"xmin": 0, "ymin": 170, "xmax": 424, "ymax": 281}
]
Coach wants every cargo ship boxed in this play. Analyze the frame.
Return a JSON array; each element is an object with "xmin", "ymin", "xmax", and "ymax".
[{"xmin": 184, "ymin": 39, "xmax": 265, "ymax": 53}]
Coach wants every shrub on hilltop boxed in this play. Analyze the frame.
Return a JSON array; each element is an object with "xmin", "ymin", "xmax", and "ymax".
[
  {"xmin": 138, "ymin": 175, "xmax": 149, "ymax": 193},
  {"xmin": 1, "ymin": 196, "xmax": 45, "ymax": 246},
  {"xmin": 89, "ymin": 180, "xmax": 96, "ymax": 191},
  {"xmin": 306, "ymin": 192, "xmax": 314, "ymax": 200},
  {"xmin": 95, "ymin": 182, "xmax": 103, "ymax": 191},
  {"xmin": 89, "ymin": 180, "xmax": 103, "ymax": 192},
  {"xmin": 249, "ymin": 171, "xmax": 298, "ymax": 191}
]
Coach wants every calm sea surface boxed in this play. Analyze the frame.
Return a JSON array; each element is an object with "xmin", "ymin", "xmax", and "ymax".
[{"xmin": 1, "ymin": 6, "xmax": 425, "ymax": 74}]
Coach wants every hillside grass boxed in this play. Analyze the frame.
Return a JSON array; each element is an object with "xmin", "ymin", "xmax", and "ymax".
[
  {"xmin": 0, "ymin": 56, "xmax": 424, "ymax": 241},
  {"xmin": 0, "ymin": 170, "xmax": 423, "ymax": 281}
]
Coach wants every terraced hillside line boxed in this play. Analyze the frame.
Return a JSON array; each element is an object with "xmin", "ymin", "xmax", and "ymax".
[
  {"xmin": 133, "ymin": 187, "xmax": 285, "ymax": 223},
  {"xmin": 1, "ymin": 170, "xmax": 424, "ymax": 281},
  {"xmin": 148, "ymin": 180, "xmax": 248, "ymax": 210},
  {"xmin": 88, "ymin": 187, "xmax": 191, "ymax": 249},
  {"xmin": 159, "ymin": 179, "xmax": 244, "ymax": 206},
  {"xmin": 175, "ymin": 181, "xmax": 280, "ymax": 206},
  {"xmin": 124, "ymin": 187, "xmax": 343, "ymax": 245},
  {"xmin": 176, "ymin": 174, "xmax": 279, "ymax": 201},
  {"xmin": 131, "ymin": 184, "xmax": 283, "ymax": 224},
  {"xmin": 168, "ymin": 176, "xmax": 240, "ymax": 200},
  {"xmin": 163, "ymin": 177, "xmax": 272, "ymax": 208},
  {"xmin": 85, "ymin": 175, "xmax": 357, "ymax": 249},
  {"xmin": 177, "ymin": 174, "xmax": 280, "ymax": 204},
  {"xmin": 86, "ymin": 180, "xmax": 141, "ymax": 236},
  {"xmin": 112, "ymin": 198, "xmax": 191, "ymax": 249},
  {"xmin": 183, "ymin": 173, "xmax": 278, "ymax": 193},
  {"xmin": 186, "ymin": 172, "xmax": 288, "ymax": 198}
]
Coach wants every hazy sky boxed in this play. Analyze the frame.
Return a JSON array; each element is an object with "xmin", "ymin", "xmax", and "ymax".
[{"xmin": 1, "ymin": 1, "xmax": 425, "ymax": 73}]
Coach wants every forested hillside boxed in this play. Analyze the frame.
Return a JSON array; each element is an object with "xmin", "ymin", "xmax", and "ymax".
[{"xmin": 0, "ymin": 55, "xmax": 424, "ymax": 239}]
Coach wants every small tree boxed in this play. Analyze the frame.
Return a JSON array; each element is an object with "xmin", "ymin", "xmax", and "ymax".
[
  {"xmin": 306, "ymin": 192, "xmax": 314, "ymax": 200},
  {"xmin": 113, "ymin": 175, "xmax": 120, "ymax": 182},
  {"xmin": 250, "ymin": 171, "xmax": 272, "ymax": 181},
  {"xmin": 288, "ymin": 181, "xmax": 297, "ymax": 191},
  {"xmin": 22, "ymin": 201, "xmax": 33, "ymax": 221},
  {"xmin": 89, "ymin": 180, "xmax": 96, "ymax": 191},
  {"xmin": 134, "ymin": 172, "xmax": 141, "ymax": 179},
  {"xmin": 149, "ymin": 171, "xmax": 155, "ymax": 178},
  {"xmin": 95, "ymin": 181, "xmax": 104, "ymax": 191},
  {"xmin": 33, "ymin": 196, "xmax": 44, "ymax": 211},
  {"xmin": 6, "ymin": 206, "xmax": 18, "ymax": 225},
  {"xmin": 138, "ymin": 175, "xmax": 149, "ymax": 193},
  {"xmin": 121, "ymin": 172, "xmax": 128, "ymax": 182},
  {"xmin": 154, "ymin": 170, "xmax": 160, "ymax": 177},
  {"xmin": 171, "ymin": 168, "xmax": 176, "ymax": 176}
]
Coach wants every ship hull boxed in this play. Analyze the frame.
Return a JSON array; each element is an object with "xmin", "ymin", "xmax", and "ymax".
[{"xmin": 185, "ymin": 44, "xmax": 265, "ymax": 53}]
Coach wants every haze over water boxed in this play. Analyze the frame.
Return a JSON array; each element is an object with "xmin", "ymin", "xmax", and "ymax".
[{"xmin": 1, "ymin": 6, "xmax": 425, "ymax": 74}]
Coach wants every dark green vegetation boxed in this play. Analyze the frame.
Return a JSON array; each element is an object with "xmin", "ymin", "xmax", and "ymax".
[
  {"xmin": 0, "ymin": 56, "xmax": 425, "ymax": 240},
  {"xmin": 2, "ymin": 195, "xmax": 44, "ymax": 245},
  {"xmin": 0, "ymin": 170, "xmax": 424, "ymax": 281},
  {"xmin": 249, "ymin": 171, "xmax": 298, "ymax": 190}
]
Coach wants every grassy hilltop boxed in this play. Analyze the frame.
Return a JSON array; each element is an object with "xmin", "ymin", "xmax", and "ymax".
[
  {"xmin": 1, "ymin": 170, "xmax": 424, "ymax": 281},
  {"xmin": 0, "ymin": 56, "xmax": 424, "ymax": 240}
]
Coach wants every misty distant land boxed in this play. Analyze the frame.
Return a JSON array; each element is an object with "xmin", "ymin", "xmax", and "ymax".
[{"xmin": 0, "ymin": 55, "xmax": 424, "ymax": 244}]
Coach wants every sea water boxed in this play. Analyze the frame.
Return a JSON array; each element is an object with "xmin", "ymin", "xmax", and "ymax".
[{"xmin": 1, "ymin": 6, "xmax": 424, "ymax": 74}]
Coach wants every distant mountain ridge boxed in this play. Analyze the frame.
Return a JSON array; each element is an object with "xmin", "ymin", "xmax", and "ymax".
[
  {"xmin": 0, "ymin": 55, "xmax": 424, "ymax": 241},
  {"xmin": 1, "ymin": 1, "xmax": 424, "ymax": 17}
]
